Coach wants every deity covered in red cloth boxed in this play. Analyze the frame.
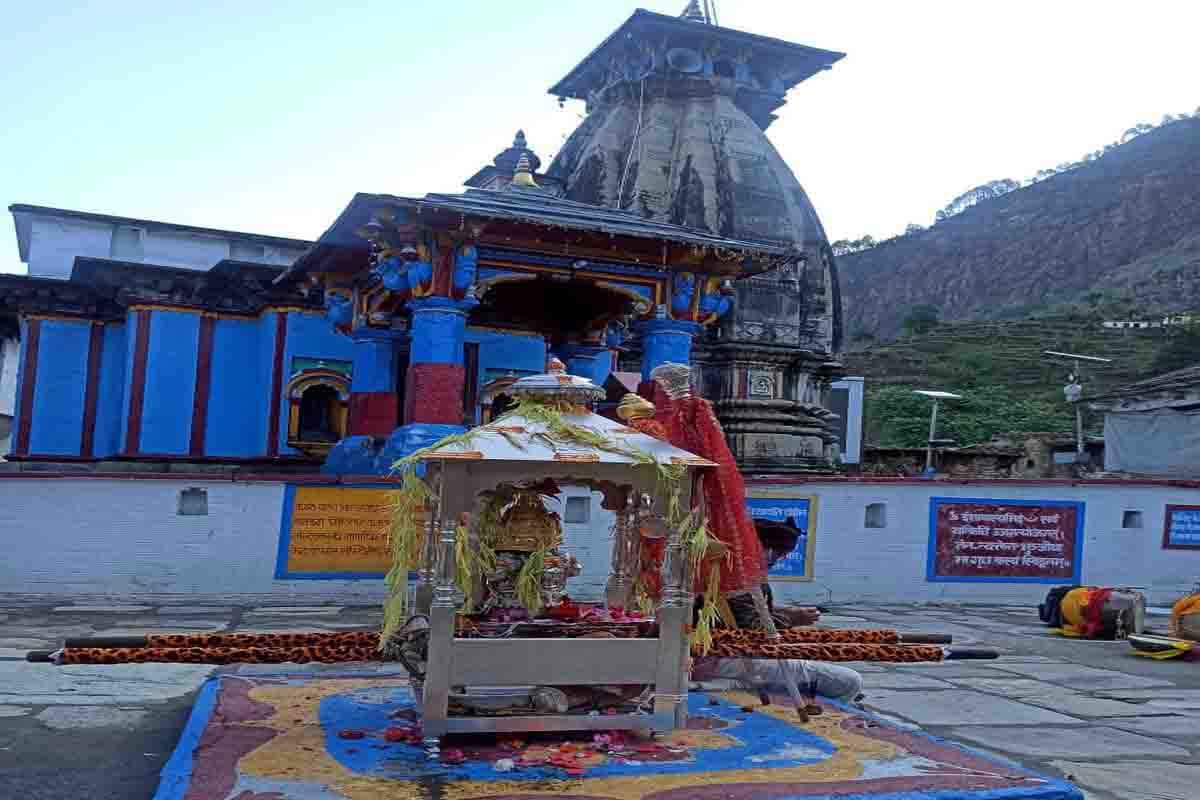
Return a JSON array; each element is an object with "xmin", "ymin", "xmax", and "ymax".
[
  {"xmin": 616, "ymin": 365, "xmax": 767, "ymax": 601},
  {"xmin": 649, "ymin": 362, "xmax": 766, "ymax": 596}
]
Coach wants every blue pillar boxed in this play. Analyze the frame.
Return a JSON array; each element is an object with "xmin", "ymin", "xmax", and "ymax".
[
  {"xmin": 407, "ymin": 297, "xmax": 475, "ymax": 365},
  {"xmin": 377, "ymin": 296, "xmax": 478, "ymax": 472},
  {"xmin": 637, "ymin": 319, "xmax": 701, "ymax": 381},
  {"xmin": 404, "ymin": 297, "xmax": 477, "ymax": 424},
  {"xmin": 347, "ymin": 331, "xmax": 401, "ymax": 437},
  {"xmin": 560, "ymin": 343, "xmax": 614, "ymax": 387}
]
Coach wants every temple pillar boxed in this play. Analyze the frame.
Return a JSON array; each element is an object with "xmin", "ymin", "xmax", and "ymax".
[
  {"xmin": 347, "ymin": 332, "xmax": 401, "ymax": 436},
  {"xmin": 637, "ymin": 319, "xmax": 701, "ymax": 381},
  {"xmin": 357, "ymin": 295, "xmax": 480, "ymax": 471},
  {"xmin": 560, "ymin": 343, "xmax": 614, "ymax": 388},
  {"xmin": 403, "ymin": 296, "xmax": 477, "ymax": 425},
  {"xmin": 635, "ymin": 319, "xmax": 700, "ymax": 400}
]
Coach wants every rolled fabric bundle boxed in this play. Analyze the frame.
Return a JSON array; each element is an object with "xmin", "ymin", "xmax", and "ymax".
[
  {"xmin": 699, "ymin": 642, "xmax": 946, "ymax": 663},
  {"xmin": 60, "ymin": 627, "xmax": 936, "ymax": 651},
  {"xmin": 57, "ymin": 645, "xmax": 379, "ymax": 665},
  {"xmin": 50, "ymin": 641, "xmax": 991, "ymax": 666},
  {"xmin": 64, "ymin": 631, "xmax": 377, "ymax": 650}
]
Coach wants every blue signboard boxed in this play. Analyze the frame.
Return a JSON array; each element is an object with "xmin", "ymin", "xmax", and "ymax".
[
  {"xmin": 746, "ymin": 496, "xmax": 813, "ymax": 579},
  {"xmin": 1164, "ymin": 505, "xmax": 1200, "ymax": 550}
]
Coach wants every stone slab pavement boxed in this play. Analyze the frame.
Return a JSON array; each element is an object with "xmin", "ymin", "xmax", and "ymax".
[{"xmin": 0, "ymin": 598, "xmax": 1196, "ymax": 799}]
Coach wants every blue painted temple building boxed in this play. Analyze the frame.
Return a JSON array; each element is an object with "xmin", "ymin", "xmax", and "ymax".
[{"xmin": 2, "ymin": 8, "xmax": 848, "ymax": 476}]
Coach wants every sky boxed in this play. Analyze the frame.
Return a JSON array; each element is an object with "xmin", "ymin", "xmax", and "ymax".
[{"xmin": 2, "ymin": 0, "xmax": 1198, "ymax": 274}]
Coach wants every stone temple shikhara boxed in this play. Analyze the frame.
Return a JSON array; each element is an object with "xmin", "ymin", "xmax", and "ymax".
[
  {"xmin": 1, "ymin": 7, "xmax": 848, "ymax": 477},
  {"xmin": 546, "ymin": 9, "xmax": 846, "ymax": 472}
]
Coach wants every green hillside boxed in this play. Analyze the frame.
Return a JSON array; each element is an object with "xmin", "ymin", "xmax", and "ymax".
[{"xmin": 843, "ymin": 314, "xmax": 1190, "ymax": 448}]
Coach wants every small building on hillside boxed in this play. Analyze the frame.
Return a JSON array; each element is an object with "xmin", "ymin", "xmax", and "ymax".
[
  {"xmin": 861, "ymin": 444, "xmax": 1021, "ymax": 478},
  {"xmin": 861, "ymin": 431, "xmax": 1104, "ymax": 479},
  {"xmin": 1100, "ymin": 313, "xmax": 1195, "ymax": 331},
  {"xmin": 1090, "ymin": 364, "xmax": 1200, "ymax": 477},
  {"xmin": 986, "ymin": 431, "xmax": 1105, "ymax": 478}
]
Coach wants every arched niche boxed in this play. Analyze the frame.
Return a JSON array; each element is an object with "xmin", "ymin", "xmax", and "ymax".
[{"xmin": 286, "ymin": 368, "xmax": 351, "ymax": 456}]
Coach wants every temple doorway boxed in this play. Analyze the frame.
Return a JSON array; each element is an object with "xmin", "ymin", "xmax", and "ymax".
[{"xmin": 298, "ymin": 385, "xmax": 340, "ymax": 442}]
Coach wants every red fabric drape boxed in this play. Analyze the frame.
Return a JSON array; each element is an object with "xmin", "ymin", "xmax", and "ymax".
[
  {"xmin": 656, "ymin": 395, "xmax": 766, "ymax": 595},
  {"xmin": 1080, "ymin": 588, "xmax": 1115, "ymax": 638}
]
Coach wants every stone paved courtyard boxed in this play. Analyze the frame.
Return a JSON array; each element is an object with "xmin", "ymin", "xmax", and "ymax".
[{"xmin": 0, "ymin": 598, "xmax": 1195, "ymax": 799}]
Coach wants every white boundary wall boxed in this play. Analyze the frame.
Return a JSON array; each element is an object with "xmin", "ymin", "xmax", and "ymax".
[
  {"xmin": 1, "ymin": 476, "xmax": 1197, "ymax": 605},
  {"xmin": 764, "ymin": 480, "xmax": 1200, "ymax": 608},
  {"xmin": 0, "ymin": 478, "xmax": 384, "ymax": 601}
]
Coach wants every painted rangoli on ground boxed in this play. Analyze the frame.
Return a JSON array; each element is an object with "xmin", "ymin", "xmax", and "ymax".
[{"xmin": 155, "ymin": 672, "xmax": 1082, "ymax": 800}]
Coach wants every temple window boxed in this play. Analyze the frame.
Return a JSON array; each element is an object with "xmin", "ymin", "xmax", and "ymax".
[
  {"xmin": 864, "ymin": 502, "xmax": 887, "ymax": 529},
  {"xmin": 1122, "ymin": 510, "xmax": 1144, "ymax": 529},
  {"xmin": 564, "ymin": 496, "xmax": 591, "ymax": 524},
  {"xmin": 178, "ymin": 488, "xmax": 208, "ymax": 516}
]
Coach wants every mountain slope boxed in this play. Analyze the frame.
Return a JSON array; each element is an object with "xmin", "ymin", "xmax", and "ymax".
[{"xmin": 839, "ymin": 117, "xmax": 1200, "ymax": 340}]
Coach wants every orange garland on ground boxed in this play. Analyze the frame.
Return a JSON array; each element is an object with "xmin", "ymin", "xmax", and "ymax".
[
  {"xmin": 702, "ymin": 642, "xmax": 944, "ymax": 663},
  {"xmin": 710, "ymin": 628, "xmax": 901, "ymax": 645},
  {"xmin": 55, "ymin": 641, "xmax": 943, "ymax": 665}
]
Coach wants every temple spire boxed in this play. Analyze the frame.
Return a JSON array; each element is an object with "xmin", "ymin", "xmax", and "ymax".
[
  {"xmin": 511, "ymin": 152, "xmax": 538, "ymax": 188},
  {"xmin": 680, "ymin": 0, "xmax": 708, "ymax": 23}
]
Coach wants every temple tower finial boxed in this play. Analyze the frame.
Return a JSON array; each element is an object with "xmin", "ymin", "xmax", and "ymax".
[
  {"xmin": 511, "ymin": 152, "xmax": 538, "ymax": 188},
  {"xmin": 680, "ymin": 0, "xmax": 708, "ymax": 23}
]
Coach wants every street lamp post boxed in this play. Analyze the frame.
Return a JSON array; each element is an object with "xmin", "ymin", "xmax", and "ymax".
[
  {"xmin": 1042, "ymin": 351, "xmax": 1112, "ymax": 460},
  {"xmin": 914, "ymin": 390, "xmax": 963, "ymax": 474}
]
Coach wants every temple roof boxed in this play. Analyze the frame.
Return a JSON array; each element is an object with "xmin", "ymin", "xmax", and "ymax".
[
  {"xmin": 541, "ymin": 12, "xmax": 845, "ymax": 354},
  {"xmin": 1088, "ymin": 364, "xmax": 1200, "ymax": 405},
  {"xmin": 0, "ymin": 256, "xmax": 315, "ymax": 319},
  {"xmin": 548, "ymin": 9, "xmax": 844, "ymax": 103},
  {"xmin": 419, "ymin": 407, "xmax": 715, "ymax": 468},
  {"xmin": 281, "ymin": 187, "xmax": 795, "ymax": 283},
  {"xmin": 407, "ymin": 187, "xmax": 790, "ymax": 254}
]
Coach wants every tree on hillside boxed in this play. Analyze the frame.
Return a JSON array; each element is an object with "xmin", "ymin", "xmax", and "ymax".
[
  {"xmin": 935, "ymin": 179, "xmax": 1020, "ymax": 222},
  {"xmin": 1150, "ymin": 321, "xmax": 1200, "ymax": 375},
  {"xmin": 831, "ymin": 235, "xmax": 879, "ymax": 256},
  {"xmin": 865, "ymin": 384, "xmax": 1072, "ymax": 449},
  {"xmin": 902, "ymin": 304, "xmax": 941, "ymax": 336}
]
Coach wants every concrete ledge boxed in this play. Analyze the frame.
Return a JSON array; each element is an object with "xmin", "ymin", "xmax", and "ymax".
[{"xmin": 1, "ymin": 464, "xmax": 1197, "ymax": 489}]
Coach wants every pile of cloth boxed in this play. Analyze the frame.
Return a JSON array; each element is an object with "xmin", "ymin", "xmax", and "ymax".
[
  {"xmin": 1039, "ymin": 585, "xmax": 1144, "ymax": 639},
  {"xmin": 1170, "ymin": 592, "xmax": 1200, "ymax": 641}
]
